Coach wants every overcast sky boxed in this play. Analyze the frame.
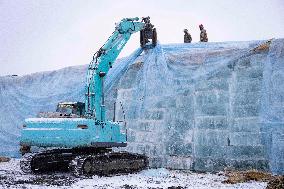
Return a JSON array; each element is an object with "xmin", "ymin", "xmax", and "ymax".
[{"xmin": 0, "ymin": 0, "xmax": 284, "ymax": 76}]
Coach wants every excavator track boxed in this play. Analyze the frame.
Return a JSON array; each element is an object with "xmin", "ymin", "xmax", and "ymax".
[
  {"xmin": 20, "ymin": 149, "xmax": 74, "ymax": 173},
  {"xmin": 20, "ymin": 148, "xmax": 148, "ymax": 176},
  {"xmin": 69, "ymin": 152, "xmax": 148, "ymax": 176}
]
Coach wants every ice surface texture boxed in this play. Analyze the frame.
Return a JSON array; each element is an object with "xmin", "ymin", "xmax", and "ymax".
[{"xmin": 0, "ymin": 40, "xmax": 283, "ymax": 174}]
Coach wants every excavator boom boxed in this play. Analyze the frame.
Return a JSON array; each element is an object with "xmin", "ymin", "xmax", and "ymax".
[{"xmin": 86, "ymin": 17, "xmax": 145, "ymax": 120}]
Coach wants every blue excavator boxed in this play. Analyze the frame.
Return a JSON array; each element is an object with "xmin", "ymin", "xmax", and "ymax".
[{"xmin": 19, "ymin": 17, "xmax": 157, "ymax": 176}]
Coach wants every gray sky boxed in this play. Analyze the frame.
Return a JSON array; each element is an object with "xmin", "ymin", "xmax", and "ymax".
[{"xmin": 0, "ymin": 0, "xmax": 284, "ymax": 76}]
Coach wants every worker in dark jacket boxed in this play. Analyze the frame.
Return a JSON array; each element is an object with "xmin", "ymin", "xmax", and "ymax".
[
  {"xmin": 184, "ymin": 29, "xmax": 192, "ymax": 43},
  {"xmin": 199, "ymin": 24, "xmax": 208, "ymax": 42}
]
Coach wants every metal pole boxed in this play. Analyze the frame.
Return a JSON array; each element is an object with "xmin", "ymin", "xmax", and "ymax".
[{"xmin": 113, "ymin": 102, "xmax": 116, "ymax": 122}]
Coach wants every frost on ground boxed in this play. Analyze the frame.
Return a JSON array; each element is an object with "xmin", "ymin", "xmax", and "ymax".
[{"xmin": 0, "ymin": 159, "xmax": 267, "ymax": 189}]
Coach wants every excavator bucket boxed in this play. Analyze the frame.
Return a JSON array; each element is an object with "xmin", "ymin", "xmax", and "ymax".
[{"xmin": 140, "ymin": 17, "xmax": 157, "ymax": 49}]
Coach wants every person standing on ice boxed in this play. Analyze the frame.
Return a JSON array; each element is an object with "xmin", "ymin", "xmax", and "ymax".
[
  {"xmin": 183, "ymin": 29, "xmax": 192, "ymax": 43},
  {"xmin": 199, "ymin": 24, "xmax": 208, "ymax": 42}
]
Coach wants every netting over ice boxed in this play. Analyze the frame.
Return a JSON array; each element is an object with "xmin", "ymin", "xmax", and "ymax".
[{"xmin": 0, "ymin": 40, "xmax": 283, "ymax": 174}]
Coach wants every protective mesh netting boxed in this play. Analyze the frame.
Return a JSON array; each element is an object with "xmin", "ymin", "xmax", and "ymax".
[{"xmin": 0, "ymin": 40, "xmax": 283, "ymax": 162}]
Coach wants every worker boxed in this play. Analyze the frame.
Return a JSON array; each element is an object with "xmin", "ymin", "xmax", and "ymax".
[
  {"xmin": 184, "ymin": 29, "xmax": 192, "ymax": 43},
  {"xmin": 199, "ymin": 24, "xmax": 208, "ymax": 42},
  {"xmin": 142, "ymin": 16, "xmax": 154, "ymax": 30}
]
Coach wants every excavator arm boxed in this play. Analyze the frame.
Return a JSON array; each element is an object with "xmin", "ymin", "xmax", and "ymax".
[{"xmin": 85, "ymin": 17, "xmax": 145, "ymax": 121}]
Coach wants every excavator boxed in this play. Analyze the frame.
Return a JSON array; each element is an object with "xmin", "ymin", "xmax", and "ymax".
[{"xmin": 19, "ymin": 17, "xmax": 157, "ymax": 176}]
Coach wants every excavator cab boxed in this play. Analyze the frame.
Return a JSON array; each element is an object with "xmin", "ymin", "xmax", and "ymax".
[
  {"xmin": 36, "ymin": 102, "xmax": 85, "ymax": 118},
  {"xmin": 140, "ymin": 17, "xmax": 157, "ymax": 49},
  {"xmin": 56, "ymin": 102, "xmax": 85, "ymax": 117}
]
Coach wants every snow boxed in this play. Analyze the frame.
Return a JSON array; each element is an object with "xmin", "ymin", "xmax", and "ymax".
[
  {"xmin": 0, "ymin": 159, "xmax": 267, "ymax": 189},
  {"xmin": 25, "ymin": 118, "xmax": 88, "ymax": 123},
  {"xmin": 140, "ymin": 168, "xmax": 170, "ymax": 177}
]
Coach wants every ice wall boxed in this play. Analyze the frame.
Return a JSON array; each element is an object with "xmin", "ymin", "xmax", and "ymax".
[
  {"xmin": 0, "ymin": 39, "xmax": 283, "ymax": 174},
  {"xmin": 260, "ymin": 39, "xmax": 284, "ymax": 174},
  {"xmin": 112, "ymin": 40, "xmax": 284, "ymax": 174}
]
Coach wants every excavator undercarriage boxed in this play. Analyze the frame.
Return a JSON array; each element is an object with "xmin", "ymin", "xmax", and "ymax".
[{"xmin": 21, "ymin": 148, "xmax": 148, "ymax": 176}]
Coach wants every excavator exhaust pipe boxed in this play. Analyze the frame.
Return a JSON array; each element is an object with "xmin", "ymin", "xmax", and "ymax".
[{"xmin": 140, "ymin": 16, "xmax": 157, "ymax": 49}]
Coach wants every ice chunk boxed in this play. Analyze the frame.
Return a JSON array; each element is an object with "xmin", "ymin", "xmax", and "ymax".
[{"xmin": 140, "ymin": 168, "xmax": 170, "ymax": 177}]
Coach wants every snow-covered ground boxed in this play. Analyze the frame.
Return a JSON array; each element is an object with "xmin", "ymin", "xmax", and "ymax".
[{"xmin": 0, "ymin": 159, "xmax": 267, "ymax": 189}]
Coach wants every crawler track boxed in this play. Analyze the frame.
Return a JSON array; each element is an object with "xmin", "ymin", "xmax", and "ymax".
[
  {"xmin": 20, "ymin": 148, "xmax": 148, "ymax": 176},
  {"xmin": 69, "ymin": 152, "xmax": 148, "ymax": 176}
]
